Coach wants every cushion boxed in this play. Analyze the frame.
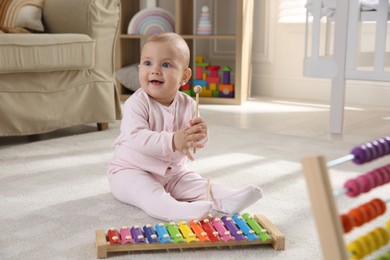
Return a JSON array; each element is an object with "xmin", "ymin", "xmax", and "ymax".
[
  {"xmin": 115, "ymin": 64, "xmax": 141, "ymax": 92},
  {"xmin": 0, "ymin": 0, "xmax": 44, "ymax": 33},
  {"xmin": 0, "ymin": 33, "xmax": 95, "ymax": 73}
]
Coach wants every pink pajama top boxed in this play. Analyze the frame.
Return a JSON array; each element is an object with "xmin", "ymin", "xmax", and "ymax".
[{"xmin": 108, "ymin": 88, "xmax": 202, "ymax": 177}]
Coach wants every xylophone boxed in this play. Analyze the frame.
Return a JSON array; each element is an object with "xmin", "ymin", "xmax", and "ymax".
[
  {"xmin": 302, "ymin": 136, "xmax": 390, "ymax": 260},
  {"xmin": 95, "ymin": 213, "xmax": 285, "ymax": 258}
]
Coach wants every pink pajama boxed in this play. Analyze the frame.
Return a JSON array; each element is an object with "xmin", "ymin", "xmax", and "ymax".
[
  {"xmin": 108, "ymin": 167, "xmax": 214, "ymax": 221},
  {"xmin": 108, "ymin": 89, "xmax": 262, "ymax": 221},
  {"xmin": 108, "ymin": 89, "xmax": 212, "ymax": 221}
]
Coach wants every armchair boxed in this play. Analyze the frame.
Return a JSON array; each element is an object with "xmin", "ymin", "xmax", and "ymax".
[{"xmin": 0, "ymin": 0, "xmax": 122, "ymax": 136}]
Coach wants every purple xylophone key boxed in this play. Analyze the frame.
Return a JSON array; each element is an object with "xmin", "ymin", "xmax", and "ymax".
[
  {"xmin": 130, "ymin": 225, "xmax": 145, "ymax": 243},
  {"xmin": 221, "ymin": 216, "xmax": 246, "ymax": 241}
]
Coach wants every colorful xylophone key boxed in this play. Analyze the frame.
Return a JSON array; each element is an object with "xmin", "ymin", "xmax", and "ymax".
[
  {"xmin": 232, "ymin": 214, "xmax": 259, "ymax": 241},
  {"xmin": 189, "ymin": 219, "xmax": 211, "ymax": 243},
  {"xmin": 221, "ymin": 216, "xmax": 246, "ymax": 241},
  {"xmin": 211, "ymin": 217, "xmax": 234, "ymax": 242},
  {"xmin": 143, "ymin": 224, "xmax": 159, "ymax": 244},
  {"xmin": 166, "ymin": 222, "xmax": 185, "ymax": 243},
  {"xmin": 155, "ymin": 223, "xmax": 173, "ymax": 244},
  {"xmin": 178, "ymin": 221, "xmax": 198, "ymax": 243},
  {"xmin": 130, "ymin": 225, "xmax": 146, "ymax": 243},
  {"xmin": 242, "ymin": 213, "xmax": 271, "ymax": 241},
  {"xmin": 200, "ymin": 218, "xmax": 220, "ymax": 242},
  {"xmin": 107, "ymin": 227, "xmax": 120, "ymax": 245},
  {"xmin": 119, "ymin": 226, "xmax": 134, "ymax": 244}
]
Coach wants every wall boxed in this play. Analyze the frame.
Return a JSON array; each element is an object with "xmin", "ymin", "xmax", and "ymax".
[{"xmin": 251, "ymin": 0, "xmax": 390, "ymax": 107}]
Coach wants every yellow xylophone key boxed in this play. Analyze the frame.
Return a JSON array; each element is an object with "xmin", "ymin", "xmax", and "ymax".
[{"xmin": 178, "ymin": 221, "xmax": 198, "ymax": 243}]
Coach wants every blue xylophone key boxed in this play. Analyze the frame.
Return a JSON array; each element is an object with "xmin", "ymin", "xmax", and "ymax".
[
  {"xmin": 232, "ymin": 214, "xmax": 259, "ymax": 241},
  {"xmin": 130, "ymin": 225, "xmax": 146, "ymax": 243},
  {"xmin": 143, "ymin": 224, "xmax": 159, "ymax": 243},
  {"xmin": 155, "ymin": 223, "xmax": 173, "ymax": 243},
  {"xmin": 221, "ymin": 216, "xmax": 246, "ymax": 241}
]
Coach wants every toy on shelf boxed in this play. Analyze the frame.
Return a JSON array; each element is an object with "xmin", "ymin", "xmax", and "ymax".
[
  {"xmin": 95, "ymin": 213, "xmax": 285, "ymax": 258},
  {"xmin": 183, "ymin": 55, "xmax": 234, "ymax": 98},
  {"xmin": 127, "ymin": 1, "xmax": 174, "ymax": 35},
  {"xmin": 196, "ymin": 6, "xmax": 212, "ymax": 35}
]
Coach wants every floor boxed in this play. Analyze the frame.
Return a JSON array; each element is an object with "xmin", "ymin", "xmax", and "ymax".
[
  {"xmin": 0, "ymin": 97, "xmax": 388, "ymax": 260},
  {"xmin": 0, "ymin": 96, "xmax": 389, "ymax": 146},
  {"xmin": 200, "ymin": 97, "xmax": 390, "ymax": 145}
]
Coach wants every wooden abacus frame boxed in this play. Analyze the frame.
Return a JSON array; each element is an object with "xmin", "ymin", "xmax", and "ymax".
[
  {"xmin": 95, "ymin": 214, "xmax": 285, "ymax": 258},
  {"xmin": 301, "ymin": 156, "xmax": 349, "ymax": 260}
]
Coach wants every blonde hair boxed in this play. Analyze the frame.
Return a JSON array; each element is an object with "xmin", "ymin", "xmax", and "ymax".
[{"xmin": 143, "ymin": 32, "xmax": 190, "ymax": 67}]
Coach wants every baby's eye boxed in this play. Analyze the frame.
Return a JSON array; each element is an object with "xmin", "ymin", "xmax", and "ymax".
[
  {"xmin": 162, "ymin": 62, "xmax": 171, "ymax": 68},
  {"xmin": 143, "ymin": 60, "xmax": 152, "ymax": 66}
]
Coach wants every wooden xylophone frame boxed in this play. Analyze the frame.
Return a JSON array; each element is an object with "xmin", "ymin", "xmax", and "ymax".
[{"xmin": 95, "ymin": 214, "xmax": 285, "ymax": 258}]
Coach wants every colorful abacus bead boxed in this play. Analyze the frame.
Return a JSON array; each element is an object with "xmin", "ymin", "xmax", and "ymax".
[
  {"xmin": 242, "ymin": 213, "xmax": 271, "ymax": 241},
  {"xmin": 119, "ymin": 226, "xmax": 134, "ymax": 244},
  {"xmin": 232, "ymin": 214, "xmax": 259, "ymax": 241},
  {"xmin": 344, "ymin": 179, "xmax": 361, "ymax": 197},
  {"xmin": 189, "ymin": 219, "xmax": 210, "ymax": 243},
  {"xmin": 350, "ymin": 136, "xmax": 390, "ymax": 164},
  {"xmin": 200, "ymin": 218, "xmax": 220, "ymax": 242},
  {"xmin": 221, "ymin": 216, "xmax": 246, "ymax": 241},
  {"xmin": 348, "ymin": 207, "xmax": 367, "ymax": 227},
  {"xmin": 379, "ymin": 166, "xmax": 390, "ymax": 183},
  {"xmin": 166, "ymin": 222, "xmax": 185, "ymax": 243},
  {"xmin": 357, "ymin": 236, "xmax": 374, "ymax": 255},
  {"xmin": 340, "ymin": 214, "xmax": 354, "ymax": 233},
  {"xmin": 347, "ymin": 239, "xmax": 367, "ymax": 259},
  {"xmin": 357, "ymin": 174, "xmax": 374, "ymax": 193},
  {"xmin": 143, "ymin": 224, "xmax": 159, "ymax": 244},
  {"xmin": 178, "ymin": 221, "xmax": 198, "ymax": 243},
  {"xmin": 211, "ymin": 217, "xmax": 234, "ymax": 242},
  {"xmin": 107, "ymin": 227, "xmax": 120, "ymax": 245},
  {"xmin": 130, "ymin": 225, "xmax": 145, "ymax": 243},
  {"xmin": 155, "ymin": 223, "xmax": 173, "ymax": 244}
]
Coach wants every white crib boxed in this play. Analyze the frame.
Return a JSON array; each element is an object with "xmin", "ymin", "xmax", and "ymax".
[{"xmin": 304, "ymin": 0, "xmax": 390, "ymax": 134}]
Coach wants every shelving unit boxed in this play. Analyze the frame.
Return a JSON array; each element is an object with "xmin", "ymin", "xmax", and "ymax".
[{"xmin": 116, "ymin": 0, "xmax": 254, "ymax": 105}]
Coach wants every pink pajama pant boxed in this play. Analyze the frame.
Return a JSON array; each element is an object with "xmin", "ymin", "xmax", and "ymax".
[{"xmin": 108, "ymin": 167, "xmax": 215, "ymax": 221}]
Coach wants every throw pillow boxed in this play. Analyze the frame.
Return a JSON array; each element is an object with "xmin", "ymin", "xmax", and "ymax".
[
  {"xmin": 0, "ymin": 0, "xmax": 45, "ymax": 33},
  {"xmin": 116, "ymin": 64, "xmax": 141, "ymax": 92}
]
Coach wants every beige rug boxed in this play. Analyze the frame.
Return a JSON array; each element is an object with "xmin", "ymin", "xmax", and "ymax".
[{"xmin": 0, "ymin": 120, "xmax": 389, "ymax": 259}]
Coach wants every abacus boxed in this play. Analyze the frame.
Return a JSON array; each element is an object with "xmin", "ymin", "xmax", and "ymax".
[
  {"xmin": 301, "ymin": 136, "xmax": 390, "ymax": 260},
  {"xmin": 95, "ymin": 213, "xmax": 285, "ymax": 258}
]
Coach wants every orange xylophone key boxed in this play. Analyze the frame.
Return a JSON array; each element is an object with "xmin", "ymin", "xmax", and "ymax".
[{"xmin": 189, "ymin": 219, "xmax": 210, "ymax": 243}]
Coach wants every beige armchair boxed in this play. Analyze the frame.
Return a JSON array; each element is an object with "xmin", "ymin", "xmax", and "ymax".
[{"xmin": 0, "ymin": 0, "xmax": 122, "ymax": 136}]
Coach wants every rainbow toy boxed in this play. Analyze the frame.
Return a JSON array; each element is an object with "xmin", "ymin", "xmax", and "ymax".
[
  {"xmin": 96, "ymin": 213, "xmax": 285, "ymax": 258},
  {"xmin": 127, "ymin": 7, "xmax": 175, "ymax": 35}
]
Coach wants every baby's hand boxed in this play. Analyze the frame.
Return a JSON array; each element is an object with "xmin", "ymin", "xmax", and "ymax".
[{"xmin": 173, "ymin": 118, "xmax": 207, "ymax": 161}]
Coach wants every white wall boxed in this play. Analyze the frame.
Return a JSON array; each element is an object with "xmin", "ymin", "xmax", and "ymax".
[{"xmin": 251, "ymin": 0, "xmax": 390, "ymax": 107}]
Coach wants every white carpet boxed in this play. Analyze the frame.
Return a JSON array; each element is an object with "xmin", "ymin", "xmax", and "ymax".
[{"xmin": 0, "ymin": 120, "xmax": 389, "ymax": 260}]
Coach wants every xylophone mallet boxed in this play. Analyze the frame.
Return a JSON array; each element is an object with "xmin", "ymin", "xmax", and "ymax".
[
  {"xmin": 193, "ymin": 85, "xmax": 202, "ymax": 154},
  {"xmin": 326, "ymin": 136, "xmax": 390, "ymax": 168}
]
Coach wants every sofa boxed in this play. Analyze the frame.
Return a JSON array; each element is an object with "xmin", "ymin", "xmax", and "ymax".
[{"xmin": 0, "ymin": 0, "xmax": 122, "ymax": 136}]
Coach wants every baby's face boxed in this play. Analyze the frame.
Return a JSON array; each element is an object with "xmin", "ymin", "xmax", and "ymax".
[{"xmin": 139, "ymin": 41, "xmax": 190, "ymax": 106}]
